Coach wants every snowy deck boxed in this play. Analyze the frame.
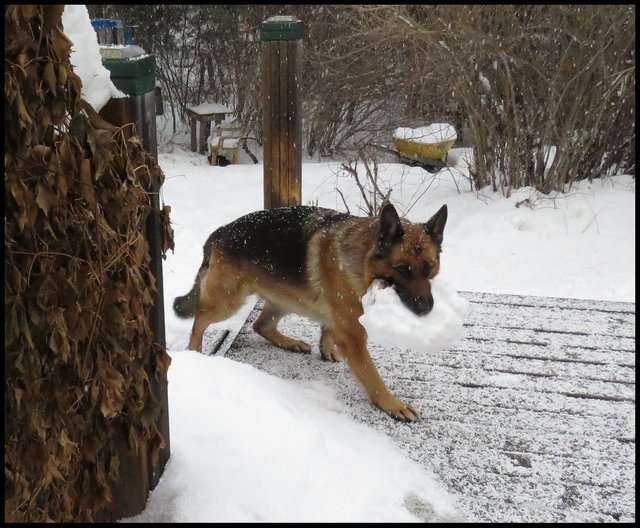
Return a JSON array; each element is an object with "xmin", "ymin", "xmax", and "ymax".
[{"xmin": 214, "ymin": 292, "xmax": 635, "ymax": 522}]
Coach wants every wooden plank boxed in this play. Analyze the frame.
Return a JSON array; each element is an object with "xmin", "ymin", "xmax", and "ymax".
[
  {"xmin": 391, "ymin": 363, "xmax": 635, "ymax": 403},
  {"xmin": 449, "ymin": 339, "xmax": 634, "ymax": 369},
  {"xmin": 268, "ymin": 42, "xmax": 281, "ymax": 208},
  {"xmin": 278, "ymin": 40, "xmax": 289, "ymax": 205},
  {"xmin": 422, "ymin": 348, "xmax": 636, "ymax": 384},
  {"xmin": 464, "ymin": 290, "xmax": 635, "ymax": 313},
  {"xmin": 465, "ymin": 298, "xmax": 635, "ymax": 338},
  {"xmin": 201, "ymin": 120, "xmax": 211, "ymax": 156},
  {"xmin": 270, "ymin": 41, "xmax": 281, "ymax": 208},
  {"xmin": 460, "ymin": 324, "xmax": 635, "ymax": 357},
  {"xmin": 444, "ymin": 468, "xmax": 635, "ymax": 522},
  {"xmin": 94, "ymin": 429, "xmax": 149, "ymax": 521},
  {"xmin": 197, "ymin": 120, "xmax": 207, "ymax": 155},
  {"xmin": 222, "ymin": 292, "xmax": 636, "ymax": 522},
  {"xmin": 286, "ymin": 40, "xmax": 302, "ymax": 205},
  {"xmin": 261, "ymin": 44, "xmax": 272, "ymax": 208}
]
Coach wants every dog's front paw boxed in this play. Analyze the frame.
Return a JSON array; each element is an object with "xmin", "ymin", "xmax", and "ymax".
[
  {"xmin": 319, "ymin": 347, "xmax": 342, "ymax": 362},
  {"xmin": 319, "ymin": 339, "xmax": 342, "ymax": 362},
  {"xmin": 374, "ymin": 396, "xmax": 421, "ymax": 422}
]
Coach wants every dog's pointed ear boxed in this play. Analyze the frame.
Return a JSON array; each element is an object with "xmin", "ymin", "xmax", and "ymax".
[
  {"xmin": 376, "ymin": 202, "xmax": 404, "ymax": 254},
  {"xmin": 424, "ymin": 204, "xmax": 448, "ymax": 245}
]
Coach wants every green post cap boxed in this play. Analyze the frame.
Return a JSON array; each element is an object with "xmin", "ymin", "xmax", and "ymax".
[
  {"xmin": 260, "ymin": 15, "xmax": 304, "ymax": 41},
  {"xmin": 102, "ymin": 54, "xmax": 155, "ymax": 96}
]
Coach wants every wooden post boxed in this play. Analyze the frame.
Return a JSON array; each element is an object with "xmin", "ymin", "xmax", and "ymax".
[
  {"xmin": 261, "ymin": 16, "xmax": 304, "ymax": 209},
  {"xmin": 204, "ymin": 121, "xmax": 212, "ymax": 155},
  {"xmin": 99, "ymin": 54, "xmax": 170, "ymax": 519},
  {"xmin": 198, "ymin": 120, "xmax": 208, "ymax": 155},
  {"xmin": 189, "ymin": 114, "xmax": 197, "ymax": 152}
]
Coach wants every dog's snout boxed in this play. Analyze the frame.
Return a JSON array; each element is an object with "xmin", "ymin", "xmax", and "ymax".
[
  {"xmin": 412, "ymin": 295, "xmax": 433, "ymax": 316},
  {"xmin": 396, "ymin": 288, "xmax": 434, "ymax": 316},
  {"xmin": 405, "ymin": 296, "xmax": 433, "ymax": 315}
]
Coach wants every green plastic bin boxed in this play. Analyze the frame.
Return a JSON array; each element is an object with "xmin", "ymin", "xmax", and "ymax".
[{"xmin": 102, "ymin": 54, "xmax": 155, "ymax": 96}]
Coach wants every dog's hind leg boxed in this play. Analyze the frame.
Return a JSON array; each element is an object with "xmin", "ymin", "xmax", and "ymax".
[
  {"xmin": 188, "ymin": 295, "xmax": 246, "ymax": 352},
  {"xmin": 253, "ymin": 301, "xmax": 311, "ymax": 353},
  {"xmin": 187, "ymin": 262, "xmax": 248, "ymax": 352}
]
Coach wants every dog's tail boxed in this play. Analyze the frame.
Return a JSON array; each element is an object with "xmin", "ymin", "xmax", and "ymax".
[
  {"xmin": 173, "ymin": 244, "xmax": 211, "ymax": 319},
  {"xmin": 173, "ymin": 280, "xmax": 201, "ymax": 318}
]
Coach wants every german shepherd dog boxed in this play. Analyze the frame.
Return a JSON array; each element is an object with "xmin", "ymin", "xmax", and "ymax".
[{"xmin": 174, "ymin": 202, "xmax": 447, "ymax": 421}]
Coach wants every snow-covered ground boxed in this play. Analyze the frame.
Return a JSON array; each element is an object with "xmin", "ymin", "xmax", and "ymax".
[
  {"xmin": 63, "ymin": 6, "xmax": 635, "ymax": 522},
  {"xmin": 128, "ymin": 140, "xmax": 634, "ymax": 522}
]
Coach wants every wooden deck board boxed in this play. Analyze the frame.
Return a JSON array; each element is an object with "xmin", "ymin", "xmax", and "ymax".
[{"xmin": 216, "ymin": 291, "xmax": 635, "ymax": 522}]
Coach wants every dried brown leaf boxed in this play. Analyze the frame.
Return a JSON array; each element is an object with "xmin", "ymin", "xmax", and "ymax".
[
  {"xmin": 57, "ymin": 62, "xmax": 68, "ymax": 87},
  {"xmin": 36, "ymin": 274, "xmax": 58, "ymax": 311},
  {"xmin": 79, "ymin": 158, "xmax": 96, "ymax": 208},
  {"xmin": 36, "ymin": 183, "xmax": 55, "ymax": 215},
  {"xmin": 14, "ymin": 89, "xmax": 32, "ymax": 127},
  {"xmin": 87, "ymin": 129, "xmax": 115, "ymax": 180},
  {"xmin": 97, "ymin": 363, "xmax": 126, "ymax": 419},
  {"xmin": 140, "ymin": 393, "xmax": 161, "ymax": 427},
  {"xmin": 43, "ymin": 61, "xmax": 57, "ymax": 95}
]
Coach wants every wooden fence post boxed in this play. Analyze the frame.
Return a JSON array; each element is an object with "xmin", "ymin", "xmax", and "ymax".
[
  {"xmin": 261, "ymin": 16, "xmax": 304, "ymax": 209},
  {"xmin": 99, "ymin": 54, "xmax": 170, "ymax": 520}
]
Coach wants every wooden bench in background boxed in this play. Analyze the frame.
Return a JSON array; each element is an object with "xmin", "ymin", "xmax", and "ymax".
[
  {"xmin": 208, "ymin": 124, "xmax": 244, "ymax": 166},
  {"xmin": 186, "ymin": 103, "xmax": 234, "ymax": 155}
]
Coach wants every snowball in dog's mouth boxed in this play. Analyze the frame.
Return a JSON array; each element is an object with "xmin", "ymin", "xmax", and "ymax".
[{"xmin": 359, "ymin": 278, "xmax": 469, "ymax": 353}]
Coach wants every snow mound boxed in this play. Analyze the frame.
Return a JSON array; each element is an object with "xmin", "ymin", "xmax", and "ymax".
[
  {"xmin": 393, "ymin": 124, "xmax": 457, "ymax": 144},
  {"xmin": 61, "ymin": 5, "xmax": 125, "ymax": 112},
  {"xmin": 359, "ymin": 278, "xmax": 468, "ymax": 353}
]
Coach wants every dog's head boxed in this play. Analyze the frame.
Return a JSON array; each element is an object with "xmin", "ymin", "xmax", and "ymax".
[{"xmin": 369, "ymin": 202, "xmax": 448, "ymax": 316}]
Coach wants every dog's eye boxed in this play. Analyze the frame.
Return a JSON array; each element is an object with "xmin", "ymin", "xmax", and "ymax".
[
  {"xmin": 394, "ymin": 264, "xmax": 412, "ymax": 277},
  {"xmin": 422, "ymin": 262, "xmax": 432, "ymax": 277}
]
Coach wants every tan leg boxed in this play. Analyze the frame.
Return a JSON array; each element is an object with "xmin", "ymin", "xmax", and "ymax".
[
  {"xmin": 188, "ymin": 310, "xmax": 217, "ymax": 351},
  {"xmin": 319, "ymin": 326, "xmax": 342, "ymax": 362},
  {"xmin": 252, "ymin": 301, "xmax": 311, "ymax": 353},
  {"xmin": 187, "ymin": 262, "xmax": 248, "ymax": 352},
  {"xmin": 333, "ymin": 320, "xmax": 420, "ymax": 422},
  {"xmin": 187, "ymin": 296, "xmax": 245, "ymax": 352}
]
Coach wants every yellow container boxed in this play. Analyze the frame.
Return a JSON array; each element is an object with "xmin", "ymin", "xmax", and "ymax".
[
  {"xmin": 392, "ymin": 124, "xmax": 457, "ymax": 161},
  {"xmin": 392, "ymin": 137, "xmax": 456, "ymax": 160}
]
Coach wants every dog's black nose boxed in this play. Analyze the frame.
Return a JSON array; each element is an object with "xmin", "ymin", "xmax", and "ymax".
[{"xmin": 412, "ymin": 296, "xmax": 433, "ymax": 316}]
